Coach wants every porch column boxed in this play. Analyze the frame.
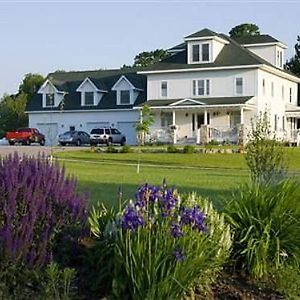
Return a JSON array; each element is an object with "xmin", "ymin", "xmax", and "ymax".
[
  {"xmin": 172, "ymin": 110, "xmax": 177, "ymax": 144},
  {"xmin": 240, "ymin": 107, "xmax": 244, "ymax": 125},
  {"xmin": 204, "ymin": 109, "xmax": 208, "ymax": 125}
]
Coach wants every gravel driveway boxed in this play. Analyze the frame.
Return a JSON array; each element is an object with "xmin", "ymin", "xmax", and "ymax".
[{"xmin": 0, "ymin": 145, "xmax": 87, "ymax": 158}]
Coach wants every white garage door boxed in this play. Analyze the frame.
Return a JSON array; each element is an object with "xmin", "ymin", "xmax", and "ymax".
[
  {"xmin": 117, "ymin": 122, "xmax": 137, "ymax": 145},
  {"xmin": 37, "ymin": 123, "xmax": 58, "ymax": 146},
  {"xmin": 86, "ymin": 122, "xmax": 110, "ymax": 134}
]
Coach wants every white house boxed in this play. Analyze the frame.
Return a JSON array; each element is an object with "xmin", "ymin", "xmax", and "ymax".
[{"xmin": 27, "ymin": 28, "xmax": 300, "ymax": 145}]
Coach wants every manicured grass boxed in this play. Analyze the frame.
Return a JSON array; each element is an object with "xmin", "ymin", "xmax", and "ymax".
[{"xmin": 54, "ymin": 147, "xmax": 300, "ymax": 208}]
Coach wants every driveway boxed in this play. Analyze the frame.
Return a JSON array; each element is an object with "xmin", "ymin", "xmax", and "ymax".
[{"xmin": 0, "ymin": 145, "xmax": 87, "ymax": 158}]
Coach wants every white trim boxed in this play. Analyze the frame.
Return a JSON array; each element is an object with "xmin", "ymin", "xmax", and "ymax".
[
  {"xmin": 242, "ymin": 42, "xmax": 287, "ymax": 49},
  {"xmin": 76, "ymin": 77, "xmax": 107, "ymax": 93},
  {"xmin": 138, "ymin": 64, "xmax": 262, "ymax": 75},
  {"xmin": 261, "ymin": 65, "xmax": 300, "ymax": 83},
  {"xmin": 111, "ymin": 75, "xmax": 143, "ymax": 91},
  {"xmin": 170, "ymin": 98, "xmax": 206, "ymax": 106},
  {"xmin": 26, "ymin": 108, "xmax": 135, "ymax": 114},
  {"xmin": 38, "ymin": 79, "xmax": 58, "ymax": 94},
  {"xmin": 137, "ymin": 104, "xmax": 251, "ymax": 110},
  {"xmin": 184, "ymin": 35, "xmax": 229, "ymax": 45}
]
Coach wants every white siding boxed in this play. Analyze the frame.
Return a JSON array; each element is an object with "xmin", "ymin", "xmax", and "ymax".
[{"xmin": 147, "ymin": 69, "xmax": 257, "ymax": 100}]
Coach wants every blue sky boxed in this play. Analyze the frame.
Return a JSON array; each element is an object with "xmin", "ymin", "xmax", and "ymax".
[{"xmin": 0, "ymin": 0, "xmax": 300, "ymax": 97}]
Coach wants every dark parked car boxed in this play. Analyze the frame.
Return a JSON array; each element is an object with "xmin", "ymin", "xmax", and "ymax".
[
  {"xmin": 58, "ymin": 131, "xmax": 90, "ymax": 146},
  {"xmin": 90, "ymin": 128, "xmax": 126, "ymax": 146}
]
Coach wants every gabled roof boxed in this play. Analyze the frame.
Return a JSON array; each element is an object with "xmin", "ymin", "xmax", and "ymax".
[
  {"xmin": 27, "ymin": 69, "xmax": 147, "ymax": 112},
  {"xmin": 233, "ymin": 34, "xmax": 280, "ymax": 45},
  {"xmin": 184, "ymin": 28, "xmax": 220, "ymax": 39},
  {"xmin": 137, "ymin": 96, "xmax": 253, "ymax": 108}
]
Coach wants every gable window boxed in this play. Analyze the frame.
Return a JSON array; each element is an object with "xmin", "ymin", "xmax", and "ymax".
[
  {"xmin": 84, "ymin": 92, "xmax": 94, "ymax": 105},
  {"xmin": 192, "ymin": 79, "xmax": 210, "ymax": 96},
  {"xmin": 120, "ymin": 90, "xmax": 130, "ymax": 104},
  {"xmin": 161, "ymin": 81, "xmax": 168, "ymax": 97},
  {"xmin": 235, "ymin": 77, "xmax": 243, "ymax": 95},
  {"xmin": 191, "ymin": 43, "xmax": 210, "ymax": 63},
  {"xmin": 45, "ymin": 93, "xmax": 55, "ymax": 106},
  {"xmin": 279, "ymin": 51, "xmax": 283, "ymax": 68}
]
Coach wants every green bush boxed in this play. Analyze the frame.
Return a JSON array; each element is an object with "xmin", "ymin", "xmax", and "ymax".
[
  {"xmin": 88, "ymin": 184, "xmax": 231, "ymax": 299},
  {"xmin": 119, "ymin": 145, "xmax": 133, "ymax": 153},
  {"xmin": 167, "ymin": 145, "xmax": 179, "ymax": 153},
  {"xmin": 183, "ymin": 145, "xmax": 195, "ymax": 153},
  {"xmin": 106, "ymin": 146, "xmax": 118, "ymax": 153},
  {"xmin": 224, "ymin": 180, "xmax": 300, "ymax": 280}
]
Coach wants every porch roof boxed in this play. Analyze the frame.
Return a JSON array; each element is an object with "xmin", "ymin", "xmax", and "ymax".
[
  {"xmin": 286, "ymin": 104, "xmax": 300, "ymax": 118},
  {"xmin": 136, "ymin": 96, "xmax": 253, "ymax": 108}
]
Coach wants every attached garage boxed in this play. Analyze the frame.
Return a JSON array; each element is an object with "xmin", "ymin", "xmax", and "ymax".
[
  {"xmin": 37, "ymin": 123, "xmax": 58, "ymax": 146},
  {"xmin": 86, "ymin": 122, "xmax": 110, "ymax": 133},
  {"xmin": 117, "ymin": 122, "xmax": 137, "ymax": 145}
]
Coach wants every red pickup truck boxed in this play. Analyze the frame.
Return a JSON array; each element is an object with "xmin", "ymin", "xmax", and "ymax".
[{"xmin": 6, "ymin": 128, "xmax": 45, "ymax": 146}]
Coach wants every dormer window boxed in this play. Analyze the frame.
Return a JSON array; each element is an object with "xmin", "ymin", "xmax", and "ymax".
[
  {"xmin": 45, "ymin": 93, "xmax": 55, "ymax": 107},
  {"xmin": 120, "ymin": 90, "xmax": 130, "ymax": 104},
  {"xmin": 84, "ymin": 92, "xmax": 94, "ymax": 105},
  {"xmin": 192, "ymin": 43, "xmax": 210, "ymax": 63}
]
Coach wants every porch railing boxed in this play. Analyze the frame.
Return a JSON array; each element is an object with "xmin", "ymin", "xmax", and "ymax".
[{"xmin": 209, "ymin": 126, "xmax": 239, "ymax": 144}]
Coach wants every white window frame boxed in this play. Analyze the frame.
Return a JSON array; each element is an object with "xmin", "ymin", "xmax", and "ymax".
[
  {"xmin": 44, "ymin": 93, "xmax": 55, "ymax": 107},
  {"xmin": 190, "ymin": 42, "xmax": 211, "ymax": 64},
  {"xmin": 118, "ymin": 90, "xmax": 132, "ymax": 105},
  {"xmin": 83, "ymin": 91, "xmax": 95, "ymax": 106},
  {"xmin": 234, "ymin": 77, "xmax": 244, "ymax": 96},
  {"xmin": 161, "ymin": 81, "xmax": 168, "ymax": 97},
  {"xmin": 192, "ymin": 79, "xmax": 211, "ymax": 96}
]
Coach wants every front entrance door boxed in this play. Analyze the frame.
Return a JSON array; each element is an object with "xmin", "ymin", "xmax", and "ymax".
[{"xmin": 192, "ymin": 113, "xmax": 210, "ymax": 134}]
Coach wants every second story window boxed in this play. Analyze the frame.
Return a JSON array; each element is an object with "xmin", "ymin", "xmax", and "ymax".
[
  {"xmin": 290, "ymin": 87, "xmax": 292, "ymax": 103},
  {"xmin": 46, "ymin": 93, "xmax": 55, "ymax": 107},
  {"xmin": 282, "ymin": 85, "xmax": 285, "ymax": 100},
  {"xmin": 120, "ymin": 90, "xmax": 130, "ymax": 104},
  {"xmin": 235, "ymin": 77, "xmax": 243, "ymax": 95},
  {"xmin": 192, "ymin": 79, "xmax": 210, "ymax": 96},
  {"xmin": 84, "ymin": 92, "xmax": 94, "ymax": 105},
  {"xmin": 271, "ymin": 82, "xmax": 274, "ymax": 97},
  {"xmin": 161, "ymin": 81, "xmax": 168, "ymax": 97},
  {"xmin": 262, "ymin": 79, "xmax": 266, "ymax": 96}
]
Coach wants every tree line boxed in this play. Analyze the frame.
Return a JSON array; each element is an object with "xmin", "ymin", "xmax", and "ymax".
[{"xmin": 0, "ymin": 23, "xmax": 299, "ymax": 137}]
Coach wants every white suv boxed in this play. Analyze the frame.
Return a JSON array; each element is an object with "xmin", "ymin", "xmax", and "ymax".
[{"xmin": 90, "ymin": 128, "xmax": 126, "ymax": 146}]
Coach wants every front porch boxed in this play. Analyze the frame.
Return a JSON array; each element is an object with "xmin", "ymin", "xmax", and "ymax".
[{"xmin": 143, "ymin": 97, "xmax": 255, "ymax": 145}]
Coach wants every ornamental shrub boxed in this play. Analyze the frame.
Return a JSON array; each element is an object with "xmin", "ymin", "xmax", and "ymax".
[
  {"xmin": 0, "ymin": 153, "xmax": 88, "ymax": 268},
  {"xmin": 183, "ymin": 145, "xmax": 195, "ymax": 153},
  {"xmin": 224, "ymin": 180, "xmax": 300, "ymax": 281},
  {"xmin": 89, "ymin": 183, "xmax": 231, "ymax": 299}
]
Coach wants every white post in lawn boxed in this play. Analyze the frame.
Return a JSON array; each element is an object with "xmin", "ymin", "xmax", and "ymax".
[
  {"xmin": 240, "ymin": 107, "xmax": 244, "ymax": 125},
  {"xmin": 172, "ymin": 110, "xmax": 177, "ymax": 144}
]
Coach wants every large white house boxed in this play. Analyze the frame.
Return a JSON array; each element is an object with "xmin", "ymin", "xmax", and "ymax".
[{"xmin": 27, "ymin": 28, "xmax": 300, "ymax": 145}]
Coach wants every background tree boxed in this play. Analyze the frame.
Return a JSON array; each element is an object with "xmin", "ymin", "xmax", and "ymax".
[
  {"xmin": 133, "ymin": 49, "xmax": 169, "ymax": 68},
  {"xmin": 18, "ymin": 73, "xmax": 45, "ymax": 98},
  {"xmin": 229, "ymin": 23, "xmax": 260, "ymax": 38},
  {"xmin": 286, "ymin": 35, "xmax": 300, "ymax": 77}
]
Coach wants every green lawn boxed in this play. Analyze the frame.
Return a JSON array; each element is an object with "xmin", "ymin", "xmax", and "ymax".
[{"xmin": 54, "ymin": 147, "xmax": 300, "ymax": 208}]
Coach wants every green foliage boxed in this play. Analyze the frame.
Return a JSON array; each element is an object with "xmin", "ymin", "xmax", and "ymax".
[
  {"xmin": 18, "ymin": 73, "xmax": 44, "ymax": 98},
  {"xmin": 183, "ymin": 145, "xmax": 195, "ymax": 154},
  {"xmin": 120, "ymin": 145, "xmax": 133, "ymax": 153},
  {"xmin": 135, "ymin": 105, "xmax": 155, "ymax": 145},
  {"xmin": 167, "ymin": 144, "xmax": 179, "ymax": 153},
  {"xmin": 229, "ymin": 23, "xmax": 260, "ymax": 38},
  {"xmin": 42, "ymin": 263, "xmax": 76, "ymax": 300},
  {"xmin": 133, "ymin": 49, "xmax": 169, "ymax": 68},
  {"xmin": 0, "ymin": 93, "xmax": 28, "ymax": 132},
  {"xmin": 286, "ymin": 35, "xmax": 300, "ymax": 77},
  {"xmin": 106, "ymin": 146, "xmax": 118, "ymax": 153},
  {"xmin": 113, "ymin": 193, "xmax": 231, "ymax": 299},
  {"xmin": 245, "ymin": 112, "xmax": 287, "ymax": 185},
  {"xmin": 225, "ymin": 180, "xmax": 300, "ymax": 280}
]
